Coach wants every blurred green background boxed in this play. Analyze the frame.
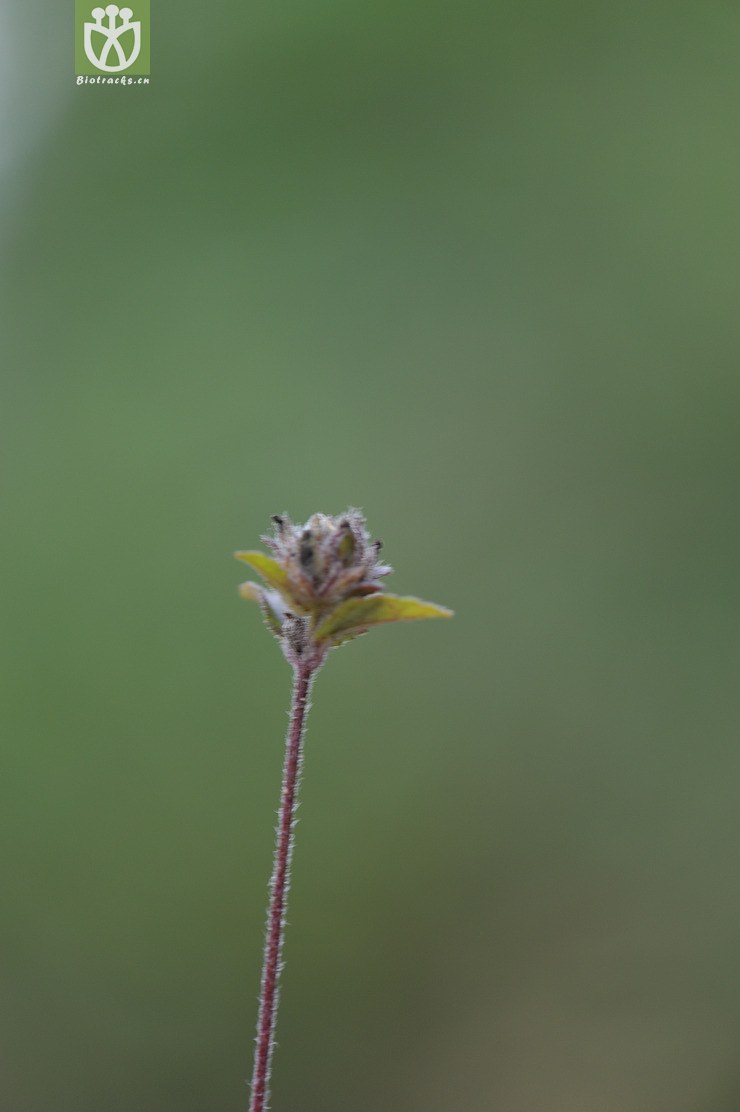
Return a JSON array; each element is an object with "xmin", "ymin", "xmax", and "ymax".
[{"xmin": 3, "ymin": 2, "xmax": 740, "ymax": 1109}]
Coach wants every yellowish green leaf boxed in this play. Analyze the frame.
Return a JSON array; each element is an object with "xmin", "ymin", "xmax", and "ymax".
[
  {"xmin": 314, "ymin": 593, "xmax": 453, "ymax": 642},
  {"xmin": 234, "ymin": 550, "xmax": 291, "ymax": 594}
]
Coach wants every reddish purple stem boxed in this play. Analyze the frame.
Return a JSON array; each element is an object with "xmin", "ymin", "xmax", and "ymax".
[{"xmin": 249, "ymin": 663, "xmax": 313, "ymax": 1112}]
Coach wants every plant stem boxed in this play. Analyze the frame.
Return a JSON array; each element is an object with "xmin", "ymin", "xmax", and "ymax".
[{"xmin": 249, "ymin": 662, "xmax": 314, "ymax": 1112}]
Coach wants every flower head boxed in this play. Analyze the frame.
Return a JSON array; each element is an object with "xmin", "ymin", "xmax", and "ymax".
[
  {"xmin": 264, "ymin": 510, "xmax": 392, "ymax": 610},
  {"xmin": 236, "ymin": 510, "xmax": 452, "ymax": 668}
]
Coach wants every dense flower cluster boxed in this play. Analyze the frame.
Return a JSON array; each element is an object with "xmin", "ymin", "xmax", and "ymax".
[
  {"xmin": 236, "ymin": 510, "xmax": 452, "ymax": 668},
  {"xmin": 263, "ymin": 510, "xmax": 391, "ymax": 611}
]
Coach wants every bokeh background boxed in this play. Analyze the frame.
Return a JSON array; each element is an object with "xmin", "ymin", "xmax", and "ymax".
[{"xmin": 3, "ymin": 3, "xmax": 740, "ymax": 1110}]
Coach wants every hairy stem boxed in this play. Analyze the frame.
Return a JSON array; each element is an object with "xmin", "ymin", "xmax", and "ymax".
[{"xmin": 249, "ymin": 662, "xmax": 314, "ymax": 1112}]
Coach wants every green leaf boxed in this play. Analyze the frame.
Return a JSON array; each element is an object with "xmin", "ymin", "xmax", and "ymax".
[
  {"xmin": 314, "ymin": 593, "xmax": 453, "ymax": 642},
  {"xmin": 237, "ymin": 580, "xmax": 262, "ymax": 602},
  {"xmin": 238, "ymin": 581, "xmax": 285, "ymax": 636},
  {"xmin": 328, "ymin": 628, "xmax": 368, "ymax": 648},
  {"xmin": 234, "ymin": 550, "xmax": 290, "ymax": 594},
  {"xmin": 258, "ymin": 590, "xmax": 286, "ymax": 636}
]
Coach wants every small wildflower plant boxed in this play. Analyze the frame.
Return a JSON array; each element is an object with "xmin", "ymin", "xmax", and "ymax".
[{"xmin": 236, "ymin": 510, "xmax": 452, "ymax": 1112}]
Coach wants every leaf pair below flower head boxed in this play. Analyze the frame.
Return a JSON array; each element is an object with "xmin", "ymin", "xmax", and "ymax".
[{"xmin": 235, "ymin": 547, "xmax": 452, "ymax": 646}]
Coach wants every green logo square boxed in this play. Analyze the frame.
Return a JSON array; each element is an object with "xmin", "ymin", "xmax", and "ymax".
[{"xmin": 75, "ymin": 1, "xmax": 150, "ymax": 76}]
